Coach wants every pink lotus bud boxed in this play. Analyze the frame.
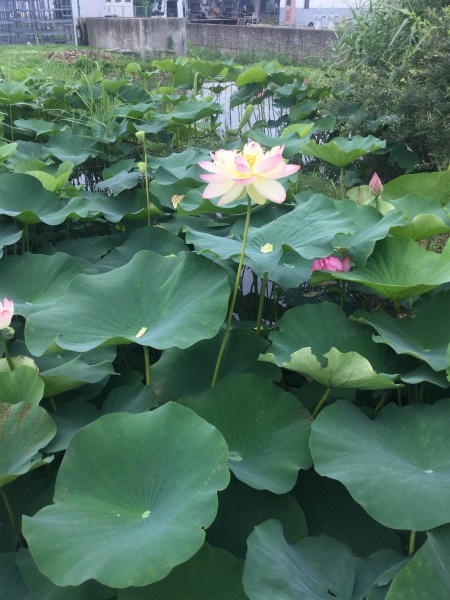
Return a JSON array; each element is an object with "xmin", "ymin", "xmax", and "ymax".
[
  {"xmin": 311, "ymin": 255, "xmax": 352, "ymax": 273},
  {"xmin": 0, "ymin": 298, "xmax": 14, "ymax": 329},
  {"xmin": 369, "ymin": 173, "xmax": 383, "ymax": 196}
]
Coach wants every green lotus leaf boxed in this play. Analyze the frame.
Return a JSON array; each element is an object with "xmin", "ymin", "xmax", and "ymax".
[
  {"xmin": 207, "ymin": 477, "xmax": 307, "ymax": 558},
  {"xmin": 293, "ymin": 469, "xmax": 403, "ymax": 556},
  {"xmin": 152, "ymin": 329, "xmax": 280, "ymax": 403},
  {"xmin": 0, "ymin": 174, "xmax": 88, "ymax": 225},
  {"xmin": 0, "ymin": 252, "xmax": 86, "ymax": 317},
  {"xmin": 0, "ymin": 365, "xmax": 44, "ymax": 405},
  {"xmin": 54, "ymin": 235, "xmax": 117, "ymax": 264},
  {"xmin": 261, "ymin": 303, "xmax": 363, "ymax": 365},
  {"xmin": 383, "ymin": 171, "xmax": 450, "ymax": 205},
  {"xmin": 167, "ymin": 100, "xmax": 222, "ymax": 124},
  {"xmin": 96, "ymin": 170, "xmax": 140, "ymax": 196},
  {"xmin": 0, "ymin": 402, "xmax": 56, "ymax": 487},
  {"xmin": 289, "ymin": 99, "xmax": 318, "ymax": 121},
  {"xmin": 236, "ymin": 66, "xmax": 270, "ymax": 87},
  {"xmin": 0, "ymin": 552, "xmax": 35, "ymax": 600},
  {"xmin": 181, "ymin": 374, "xmax": 311, "ymax": 493},
  {"xmin": 118, "ymin": 544, "xmax": 246, "ymax": 600},
  {"xmin": 0, "ymin": 141, "xmax": 17, "ymax": 162},
  {"xmin": 267, "ymin": 250, "xmax": 313, "ymax": 289},
  {"xmin": 311, "ymin": 237, "xmax": 450, "ymax": 301},
  {"xmin": 0, "ymin": 221, "xmax": 22, "ymax": 256},
  {"xmin": 13, "ymin": 118, "xmax": 67, "ymax": 137},
  {"xmin": 310, "ymin": 399, "xmax": 450, "ymax": 530},
  {"xmin": 23, "ymin": 404, "xmax": 230, "ymax": 588},
  {"xmin": 387, "ymin": 194, "xmax": 450, "ymax": 240},
  {"xmin": 243, "ymin": 520, "xmax": 403, "ymax": 600},
  {"xmin": 102, "ymin": 384, "xmax": 157, "ymax": 414},
  {"xmin": 262, "ymin": 347, "xmax": 400, "ymax": 389},
  {"xmin": 401, "ymin": 363, "xmax": 449, "ymax": 388},
  {"xmin": 80, "ymin": 189, "xmax": 162, "ymax": 223},
  {"xmin": 0, "ymin": 81, "xmax": 35, "ymax": 104},
  {"xmin": 46, "ymin": 127, "xmax": 100, "ymax": 167},
  {"xmin": 385, "ymin": 525, "xmax": 450, "ymax": 600},
  {"xmin": 298, "ymin": 135, "xmax": 386, "ymax": 168},
  {"xmin": 16, "ymin": 548, "xmax": 113, "ymax": 600},
  {"xmin": 353, "ymin": 291, "xmax": 450, "ymax": 372},
  {"xmin": 184, "ymin": 226, "xmax": 282, "ymax": 277},
  {"xmin": 148, "ymin": 148, "xmax": 209, "ymax": 184},
  {"xmin": 252, "ymin": 195, "xmax": 354, "ymax": 259},
  {"xmin": 96, "ymin": 226, "xmax": 187, "ymax": 272},
  {"xmin": 332, "ymin": 200, "xmax": 404, "ymax": 266},
  {"xmin": 280, "ymin": 122, "xmax": 315, "ymax": 139},
  {"xmin": 25, "ymin": 250, "xmax": 230, "ymax": 356}
]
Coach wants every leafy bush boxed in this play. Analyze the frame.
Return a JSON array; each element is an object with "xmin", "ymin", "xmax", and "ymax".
[{"xmin": 326, "ymin": 2, "xmax": 450, "ymax": 170}]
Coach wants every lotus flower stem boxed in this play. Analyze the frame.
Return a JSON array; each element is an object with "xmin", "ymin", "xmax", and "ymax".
[
  {"xmin": 256, "ymin": 272, "xmax": 268, "ymax": 335},
  {"xmin": 312, "ymin": 387, "xmax": 332, "ymax": 419},
  {"xmin": 408, "ymin": 530, "xmax": 416, "ymax": 555},
  {"xmin": 211, "ymin": 197, "xmax": 252, "ymax": 387},
  {"xmin": 0, "ymin": 333, "xmax": 14, "ymax": 372},
  {"xmin": 143, "ymin": 345, "xmax": 151, "ymax": 387},
  {"xmin": 340, "ymin": 168, "xmax": 345, "ymax": 199}
]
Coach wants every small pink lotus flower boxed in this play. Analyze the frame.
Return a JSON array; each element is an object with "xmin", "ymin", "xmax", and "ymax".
[
  {"xmin": 0, "ymin": 298, "xmax": 14, "ymax": 329},
  {"xmin": 369, "ymin": 173, "xmax": 383, "ymax": 196},
  {"xmin": 199, "ymin": 141, "xmax": 300, "ymax": 206},
  {"xmin": 311, "ymin": 255, "xmax": 352, "ymax": 273}
]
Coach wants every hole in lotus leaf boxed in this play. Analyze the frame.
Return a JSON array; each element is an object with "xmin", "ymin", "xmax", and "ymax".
[
  {"xmin": 425, "ymin": 470, "xmax": 433, "ymax": 474},
  {"xmin": 141, "ymin": 510, "xmax": 151, "ymax": 518},
  {"xmin": 228, "ymin": 451, "xmax": 243, "ymax": 462}
]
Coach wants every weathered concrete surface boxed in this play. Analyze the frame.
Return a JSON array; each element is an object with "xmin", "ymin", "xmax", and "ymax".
[
  {"xmin": 79, "ymin": 18, "xmax": 186, "ymax": 57},
  {"xmin": 187, "ymin": 23, "xmax": 334, "ymax": 60}
]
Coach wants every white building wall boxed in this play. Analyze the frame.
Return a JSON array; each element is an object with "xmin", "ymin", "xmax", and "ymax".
[{"xmin": 71, "ymin": 0, "xmax": 134, "ymax": 18}]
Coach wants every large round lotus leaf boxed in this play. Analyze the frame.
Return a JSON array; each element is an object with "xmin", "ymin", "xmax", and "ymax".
[
  {"xmin": 25, "ymin": 250, "xmax": 230, "ymax": 356},
  {"xmin": 354, "ymin": 291, "xmax": 450, "ymax": 372},
  {"xmin": 16, "ymin": 549, "xmax": 113, "ymax": 600},
  {"xmin": 260, "ymin": 303, "xmax": 363, "ymax": 365},
  {"xmin": 167, "ymin": 99, "xmax": 222, "ymax": 124},
  {"xmin": 387, "ymin": 194, "xmax": 450, "ymax": 240},
  {"xmin": 248, "ymin": 195, "xmax": 354, "ymax": 260},
  {"xmin": 152, "ymin": 329, "xmax": 280, "ymax": 403},
  {"xmin": 293, "ymin": 469, "xmax": 403, "ymax": 556},
  {"xmin": 262, "ymin": 347, "xmax": 400, "ymax": 390},
  {"xmin": 118, "ymin": 544, "xmax": 246, "ymax": 600},
  {"xmin": 23, "ymin": 403, "xmax": 230, "ymax": 588},
  {"xmin": 385, "ymin": 525, "xmax": 450, "ymax": 600},
  {"xmin": 184, "ymin": 226, "xmax": 282, "ymax": 278},
  {"xmin": 331, "ymin": 200, "xmax": 404, "ymax": 267},
  {"xmin": 0, "ymin": 365, "xmax": 44, "ymax": 405},
  {"xmin": 0, "ymin": 402, "xmax": 56, "ymax": 487},
  {"xmin": 0, "ymin": 252, "xmax": 86, "ymax": 317},
  {"xmin": 310, "ymin": 399, "xmax": 450, "ymax": 530},
  {"xmin": 383, "ymin": 171, "xmax": 450, "ymax": 205},
  {"xmin": 0, "ymin": 174, "xmax": 88, "ymax": 225},
  {"xmin": 46, "ymin": 127, "xmax": 100, "ymax": 167},
  {"xmin": 207, "ymin": 477, "xmax": 307, "ymax": 558},
  {"xmin": 297, "ymin": 135, "xmax": 386, "ymax": 167},
  {"xmin": 80, "ymin": 189, "xmax": 162, "ymax": 223},
  {"xmin": 311, "ymin": 237, "xmax": 450, "ymax": 300},
  {"xmin": 181, "ymin": 374, "xmax": 311, "ymax": 493},
  {"xmin": 243, "ymin": 520, "xmax": 402, "ymax": 600},
  {"xmin": 96, "ymin": 226, "xmax": 187, "ymax": 272}
]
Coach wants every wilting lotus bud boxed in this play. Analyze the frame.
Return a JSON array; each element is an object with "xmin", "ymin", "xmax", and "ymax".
[
  {"xmin": 135, "ymin": 131, "xmax": 145, "ymax": 143},
  {"xmin": 369, "ymin": 172, "xmax": 383, "ymax": 196},
  {"xmin": 0, "ymin": 298, "xmax": 14, "ymax": 329}
]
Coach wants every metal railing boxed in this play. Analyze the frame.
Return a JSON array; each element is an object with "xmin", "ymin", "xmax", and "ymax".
[{"xmin": 0, "ymin": 0, "xmax": 75, "ymax": 45}]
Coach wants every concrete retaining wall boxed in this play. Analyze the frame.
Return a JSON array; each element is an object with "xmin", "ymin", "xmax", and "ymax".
[
  {"xmin": 187, "ymin": 24, "xmax": 335, "ymax": 60},
  {"xmin": 78, "ymin": 18, "xmax": 186, "ymax": 57}
]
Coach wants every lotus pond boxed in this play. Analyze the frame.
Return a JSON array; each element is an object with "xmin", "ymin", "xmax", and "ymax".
[{"xmin": 0, "ymin": 53, "xmax": 450, "ymax": 599}]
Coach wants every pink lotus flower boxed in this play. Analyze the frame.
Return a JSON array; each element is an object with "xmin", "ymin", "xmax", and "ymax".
[
  {"xmin": 369, "ymin": 172, "xmax": 383, "ymax": 196},
  {"xmin": 311, "ymin": 255, "xmax": 352, "ymax": 273},
  {"xmin": 199, "ymin": 141, "xmax": 300, "ymax": 206},
  {"xmin": 0, "ymin": 298, "xmax": 14, "ymax": 329}
]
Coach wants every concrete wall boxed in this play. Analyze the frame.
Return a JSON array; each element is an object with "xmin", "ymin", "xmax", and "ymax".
[
  {"xmin": 187, "ymin": 24, "xmax": 334, "ymax": 60},
  {"xmin": 79, "ymin": 18, "xmax": 186, "ymax": 57}
]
